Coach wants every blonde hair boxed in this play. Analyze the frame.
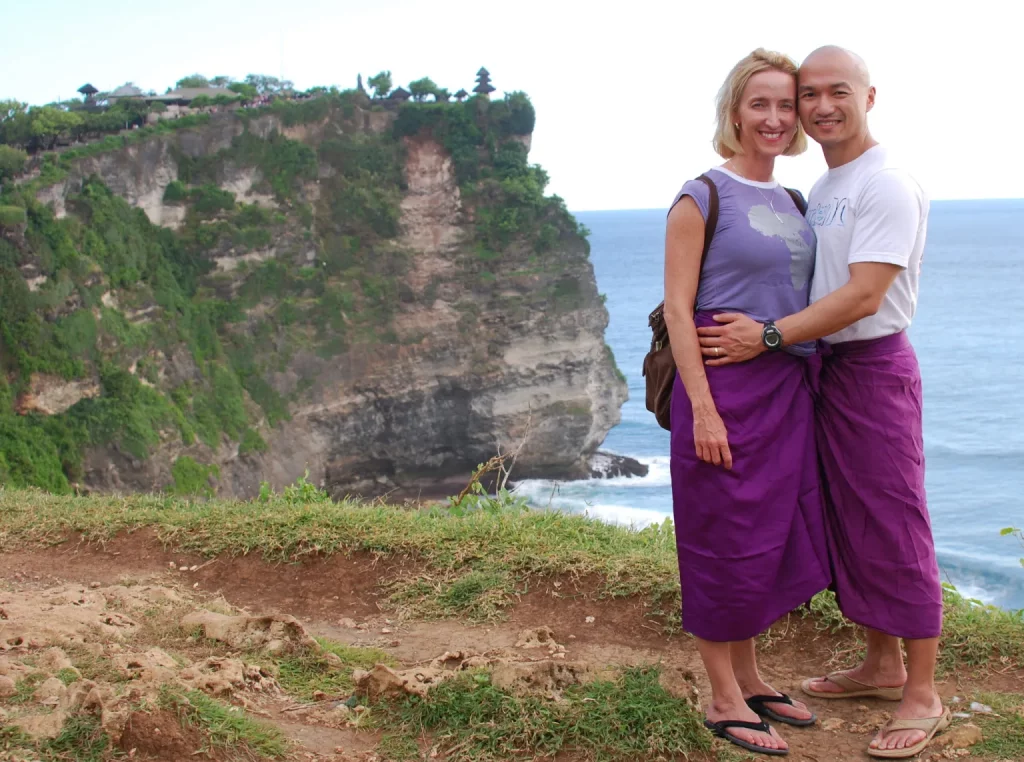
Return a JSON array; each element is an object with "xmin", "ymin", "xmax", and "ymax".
[{"xmin": 713, "ymin": 48, "xmax": 807, "ymax": 159}]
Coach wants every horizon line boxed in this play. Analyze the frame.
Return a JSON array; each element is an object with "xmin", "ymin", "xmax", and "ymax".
[{"xmin": 569, "ymin": 197, "xmax": 1024, "ymax": 214}]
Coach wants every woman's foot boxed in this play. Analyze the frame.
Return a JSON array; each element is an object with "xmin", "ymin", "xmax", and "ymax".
[
  {"xmin": 707, "ymin": 698, "xmax": 788, "ymax": 752},
  {"xmin": 742, "ymin": 680, "xmax": 815, "ymax": 723}
]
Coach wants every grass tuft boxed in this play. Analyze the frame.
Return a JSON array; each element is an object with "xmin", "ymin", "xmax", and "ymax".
[
  {"xmin": 0, "ymin": 715, "xmax": 112, "ymax": 762},
  {"xmin": 8, "ymin": 672, "xmax": 46, "ymax": 704},
  {"xmin": 43, "ymin": 715, "xmax": 112, "ymax": 762},
  {"xmin": 55, "ymin": 668, "xmax": 80, "ymax": 686},
  {"xmin": 159, "ymin": 685, "xmax": 289, "ymax": 759},
  {"xmin": 969, "ymin": 692, "xmax": 1024, "ymax": 759},
  {"xmin": 273, "ymin": 638, "xmax": 395, "ymax": 701},
  {"xmin": 383, "ymin": 665, "xmax": 711, "ymax": 762}
]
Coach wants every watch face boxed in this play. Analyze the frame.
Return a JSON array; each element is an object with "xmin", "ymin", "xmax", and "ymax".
[{"xmin": 765, "ymin": 329, "xmax": 781, "ymax": 348}]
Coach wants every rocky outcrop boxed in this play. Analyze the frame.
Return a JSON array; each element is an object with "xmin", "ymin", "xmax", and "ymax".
[
  {"xmin": 15, "ymin": 373, "xmax": 101, "ymax": 416},
  {"xmin": 28, "ymin": 100, "xmax": 629, "ymax": 498},
  {"xmin": 30, "ymin": 112, "xmax": 331, "ymax": 228},
  {"xmin": 587, "ymin": 451, "xmax": 650, "ymax": 480}
]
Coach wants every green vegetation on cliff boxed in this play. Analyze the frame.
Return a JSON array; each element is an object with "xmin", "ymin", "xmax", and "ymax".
[
  {"xmin": 0, "ymin": 86, "xmax": 598, "ymax": 493},
  {"xmin": 392, "ymin": 91, "xmax": 585, "ymax": 255}
]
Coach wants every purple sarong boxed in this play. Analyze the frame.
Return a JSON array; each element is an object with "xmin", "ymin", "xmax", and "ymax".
[
  {"xmin": 815, "ymin": 331, "xmax": 943, "ymax": 639},
  {"xmin": 670, "ymin": 312, "xmax": 831, "ymax": 642}
]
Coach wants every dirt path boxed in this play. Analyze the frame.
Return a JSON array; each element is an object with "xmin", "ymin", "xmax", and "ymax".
[{"xmin": 1, "ymin": 536, "xmax": 1019, "ymax": 761}]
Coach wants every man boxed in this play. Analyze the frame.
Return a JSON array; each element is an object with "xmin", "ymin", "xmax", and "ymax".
[{"xmin": 695, "ymin": 46, "xmax": 948, "ymax": 758}]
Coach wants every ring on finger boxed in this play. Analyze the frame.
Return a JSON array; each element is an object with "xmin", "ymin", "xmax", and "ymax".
[{"xmin": 714, "ymin": 347, "xmax": 721, "ymax": 356}]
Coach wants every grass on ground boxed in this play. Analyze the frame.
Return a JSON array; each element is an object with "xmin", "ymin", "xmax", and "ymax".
[
  {"xmin": 801, "ymin": 585, "xmax": 1024, "ymax": 673},
  {"xmin": 0, "ymin": 486, "xmax": 1022, "ymax": 676},
  {"xmin": 158, "ymin": 685, "xmax": 289, "ymax": 759},
  {"xmin": 273, "ymin": 637, "xmax": 395, "ymax": 701},
  {"xmin": 0, "ymin": 716, "xmax": 112, "ymax": 762},
  {"xmin": 375, "ymin": 665, "xmax": 712, "ymax": 762},
  {"xmin": 969, "ymin": 692, "xmax": 1024, "ymax": 760}
]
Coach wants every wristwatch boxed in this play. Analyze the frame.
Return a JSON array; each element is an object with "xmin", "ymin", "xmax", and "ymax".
[{"xmin": 761, "ymin": 321, "xmax": 784, "ymax": 351}]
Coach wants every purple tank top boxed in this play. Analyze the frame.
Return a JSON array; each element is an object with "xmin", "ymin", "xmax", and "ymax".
[{"xmin": 671, "ymin": 167, "xmax": 816, "ymax": 356}]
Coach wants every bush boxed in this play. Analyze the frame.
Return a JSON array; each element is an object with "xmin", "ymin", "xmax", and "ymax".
[
  {"xmin": 188, "ymin": 184, "xmax": 235, "ymax": 215},
  {"xmin": 0, "ymin": 415, "xmax": 72, "ymax": 493},
  {"xmin": 493, "ymin": 91, "xmax": 536, "ymax": 135},
  {"xmin": 0, "ymin": 145, "xmax": 28, "ymax": 182},
  {"xmin": 238, "ymin": 428, "xmax": 268, "ymax": 455},
  {"xmin": 233, "ymin": 131, "xmax": 317, "ymax": 201},
  {"xmin": 163, "ymin": 180, "xmax": 188, "ymax": 203},
  {"xmin": 0, "ymin": 205, "xmax": 27, "ymax": 227},
  {"xmin": 169, "ymin": 456, "xmax": 219, "ymax": 497}
]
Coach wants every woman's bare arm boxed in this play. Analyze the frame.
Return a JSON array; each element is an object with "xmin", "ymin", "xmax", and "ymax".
[{"xmin": 663, "ymin": 197, "xmax": 733, "ymax": 469}]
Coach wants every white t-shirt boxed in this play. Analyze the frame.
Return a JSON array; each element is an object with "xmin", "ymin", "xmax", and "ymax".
[{"xmin": 807, "ymin": 144, "xmax": 929, "ymax": 344}]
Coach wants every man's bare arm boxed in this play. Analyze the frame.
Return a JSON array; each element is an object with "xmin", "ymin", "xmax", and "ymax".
[
  {"xmin": 776, "ymin": 261, "xmax": 903, "ymax": 345},
  {"xmin": 695, "ymin": 261, "xmax": 903, "ymax": 365}
]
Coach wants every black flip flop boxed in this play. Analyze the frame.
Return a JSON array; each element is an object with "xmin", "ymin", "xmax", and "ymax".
[
  {"xmin": 703, "ymin": 718, "xmax": 789, "ymax": 757},
  {"xmin": 746, "ymin": 693, "xmax": 817, "ymax": 727}
]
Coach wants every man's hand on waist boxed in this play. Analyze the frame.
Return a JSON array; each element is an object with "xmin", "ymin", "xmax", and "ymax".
[{"xmin": 697, "ymin": 313, "xmax": 766, "ymax": 366}]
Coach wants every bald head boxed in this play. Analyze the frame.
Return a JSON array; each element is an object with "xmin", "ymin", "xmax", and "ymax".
[
  {"xmin": 796, "ymin": 45, "xmax": 876, "ymax": 155},
  {"xmin": 801, "ymin": 45, "xmax": 871, "ymax": 87}
]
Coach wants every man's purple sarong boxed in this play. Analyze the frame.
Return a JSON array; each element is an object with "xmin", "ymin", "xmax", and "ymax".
[
  {"xmin": 815, "ymin": 331, "xmax": 943, "ymax": 639},
  {"xmin": 669, "ymin": 312, "xmax": 831, "ymax": 642}
]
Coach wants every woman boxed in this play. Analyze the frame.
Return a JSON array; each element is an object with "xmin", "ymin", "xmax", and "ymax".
[{"xmin": 663, "ymin": 49, "xmax": 831, "ymax": 757}]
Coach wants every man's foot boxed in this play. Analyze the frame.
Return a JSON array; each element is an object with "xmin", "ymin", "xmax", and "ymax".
[
  {"xmin": 805, "ymin": 663, "xmax": 906, "ymax": 697},
  {"xmin": 869, "ymin": 693, "xmax": 945, "ymax": 753},
  {"xmin": 706, "ymin": 699, "xmax": 788, "ymax": 753},
  {"xmin": 742, "ymin": 681, "xmax": 815, "ymax": 724}
]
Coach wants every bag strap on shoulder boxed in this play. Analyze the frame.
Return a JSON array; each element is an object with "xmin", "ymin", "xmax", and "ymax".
[
  {"xmin": 649, "ymin": 173, "xmax": 721, "ymax": 328},
  {"xmin": 695, "ymin": 173, "xmax": 720, "ymax": 264},
  {"xmin": 693, "ymin": 173, "xmax": 719, "ymax": 309},
  {"xmin": 783, "ymin": 186, "xmax": 807, "ymax": 215}
]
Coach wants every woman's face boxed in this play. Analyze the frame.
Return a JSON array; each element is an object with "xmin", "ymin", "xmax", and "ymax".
[{"xmin": 733, "ymin": 70, "xmax": 798, "ymax": 158}]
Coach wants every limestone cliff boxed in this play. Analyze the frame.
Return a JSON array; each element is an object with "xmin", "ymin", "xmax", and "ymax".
[{"xmin": 0, "ymin": 93, "xmax": 628, "ymax": 498}]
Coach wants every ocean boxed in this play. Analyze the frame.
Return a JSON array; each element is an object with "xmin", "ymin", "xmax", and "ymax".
[{"xmin": 514, "ymin": 199, "xmax": 1024, "ymax": 611}]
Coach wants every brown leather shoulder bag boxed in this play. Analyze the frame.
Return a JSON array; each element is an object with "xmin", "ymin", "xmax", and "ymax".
[{"xmin": 641, "ymin": 174, "xmax": 719, "ymax": 431}]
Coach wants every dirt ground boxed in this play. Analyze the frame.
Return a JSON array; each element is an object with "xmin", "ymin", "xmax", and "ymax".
[{"xmin": 1, "ymin": 533, "xmax": 1020, "ymax": 761}]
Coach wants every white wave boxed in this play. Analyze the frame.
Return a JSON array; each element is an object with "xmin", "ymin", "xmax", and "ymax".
[
  {"xmin": 511, "ymin": 475, "xmax": 673, "ymax": 529},
  {"xmin": 944, "ymin": 579, "xmax": 1002, "ymax": 606},
  {"xmin": 514, "ymin": 455, "xmax": 671, "ymax": 503},
  {"xmin": 600, "ymin": 456, "xmax": 671, "ymax": 488},
  {"xmin": 581, "ymin": 503, "xmax": 671, "ymax": 529}
]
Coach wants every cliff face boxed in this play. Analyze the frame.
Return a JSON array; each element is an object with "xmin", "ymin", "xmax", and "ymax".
[{"xmin": 1, "ymin": 95, "xmax": 627, "ymax": 498}]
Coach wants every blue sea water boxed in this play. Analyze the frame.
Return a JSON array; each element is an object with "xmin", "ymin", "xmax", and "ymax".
[{"xmin": 515, "ymin": 199, "xmax": 1024, "ymax": 611}]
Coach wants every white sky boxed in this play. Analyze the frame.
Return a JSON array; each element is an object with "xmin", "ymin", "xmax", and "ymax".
[{"xmin": 3, "ymin": 0, "xmax": 1021, "ymax": 209}]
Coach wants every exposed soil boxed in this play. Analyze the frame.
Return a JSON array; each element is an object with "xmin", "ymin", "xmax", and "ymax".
[
  {"xmin": 118, "ymin": 708, "xmax": 225, "ymax": 761},
  {"xmin": 1, "ymin": 534, "xmax": 1020, "ymax": 762}
]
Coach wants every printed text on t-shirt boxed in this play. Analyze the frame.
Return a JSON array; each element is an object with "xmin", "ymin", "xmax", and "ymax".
[{"xmin": 808, "ymin": 197, "xmax": 849, "ymax": 228}]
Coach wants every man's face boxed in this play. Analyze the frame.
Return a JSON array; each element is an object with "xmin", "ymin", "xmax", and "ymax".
[{"xmin": 797, "ymin": 53, "xmax": 875, "ymax": 147}]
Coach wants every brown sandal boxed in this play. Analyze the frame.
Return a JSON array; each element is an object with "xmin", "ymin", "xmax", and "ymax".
[
  {"xmin": 800, "ymin": 671, "xmax": 903, "ymax": 701},
  {"xmin": 866, "ymin": 707, "xmax": 952, "ymax": 759}
]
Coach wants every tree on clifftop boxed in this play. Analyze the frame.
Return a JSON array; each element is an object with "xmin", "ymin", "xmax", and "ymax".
[
  {"xmin": 367, "ymin": 71, "xmax": 392, "ymax": 99},
  {"xmin": 28, "ymin": 107, "xmax": 83, "ymax": 151},
  {"xmin": 0, "ymin": 145, "xmax": 27, "ymax": 182},
  {"xmin": 176, "ymin": 74, "xmax": 210, "ymax": 89},
  {"xmin": 0, "ymin": 101, "xmax": 31, "ymax": 148},
  {"xmin": 244, "ymin": 74, "xmax": 293, "ymax": 95},
  {"xmin": 210, "ymin": 75, "xmax": 232, "ymax": 87},
  {"xmin": 228, "ymin": 82, "xmax": 259, "ymax": 100},
  {"xmin": 409, "ymin": 77, "xmax": 439, "ymax": 102}
]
